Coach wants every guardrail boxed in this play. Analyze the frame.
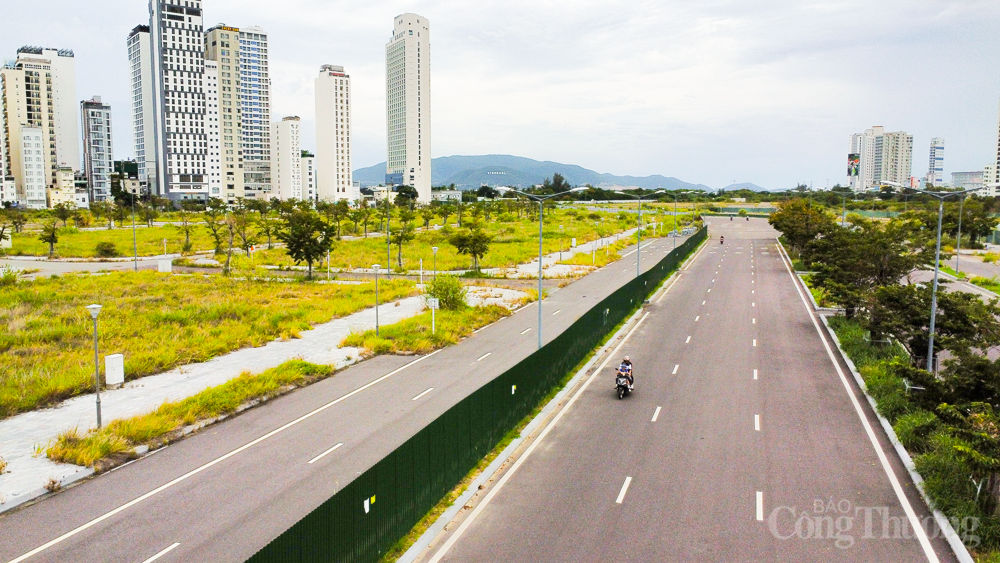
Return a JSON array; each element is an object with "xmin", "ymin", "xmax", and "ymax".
[{"xmin": 245, "ymin": 227, "xmax": 708, "ymax": 563}]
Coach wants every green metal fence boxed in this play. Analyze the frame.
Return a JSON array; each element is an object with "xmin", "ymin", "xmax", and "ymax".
[{"xmin": 246, "ymin": 227, "xmax": 708, "ymax": 563}]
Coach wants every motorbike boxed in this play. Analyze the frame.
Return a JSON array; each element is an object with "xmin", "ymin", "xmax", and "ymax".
[
  {"xmin": 720, "ymin": 236, "xmax": 725, "ymax": 244},
  {"xmin": 616, "ymin": 370, "xmax": 632, "ymax": 399}
]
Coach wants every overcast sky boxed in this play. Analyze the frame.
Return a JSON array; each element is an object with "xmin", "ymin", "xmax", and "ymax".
[{"xmin": 3, "ymin": 0, "xmax": 999, "ymax": 190}]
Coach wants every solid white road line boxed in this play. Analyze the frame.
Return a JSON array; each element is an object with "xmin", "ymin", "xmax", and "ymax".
[
  {"xmin": 756, "ymin": 491, "xmax": 764, "ymax": 521},
  {"xmin": 553, "ymin": 309, "xmax": 562, "ymax": 316},
  {"xmin": 428, "ymin": 313, "xmax": 651, "ymax": 563},
  {"xmin": 412, "ymin": 388, "xmax": 435, "ymax": 401},
  {"xmin": 754, "ymin": 414, "xmax": 760, "ymax": 431},
  {"xmin": 651, "ymin": 407, "xmax": 662, "ymax": 422},
  {"xmin": 654, "ymin": 272, "xmax": 684, "ymax": 304},
  {"xmin": 307, "ymin": 442, "xmax": 343, "ymax": 465},
  {"xmin": 520, "ymin": 328, "xmax": 531, "ymax": 335},
  {"xmin": 752, "ymin": 302, "xmax": 756, "ymax": 307},
  {"xmin": 753, "ymin": 369, "xmax": 758, "ymax": 380},
  {"xmin": 472, "ymin": 322, "xmax": 497, "ymax": 334},
  {"xmin": 140, "ymin": 543, "xmax": 181, "ymax": 563},
  {"xmin": 672, "ymin": 364, "xmax": 679, "ymax": 375},
  {"xmin": 753, "ymin": 318, "xmax": 756, "ymax": 324},
  {"xmin": 477, "ymin": 352, "xmax": 492, "ymax": 362},
  {"xmin": 776, "ymin": 239, "xmax": 940, "ymax": 563},
  {"xmin": 616, "ymin": 477, "xmax": 633, "ymax": 504},
  {"xmin": 6, "ymin": 349, "xmax": 444, "ymax": 563},
  {"xmin": 685, "ymin": 336, "xmax": 691, "ymax": 344}
]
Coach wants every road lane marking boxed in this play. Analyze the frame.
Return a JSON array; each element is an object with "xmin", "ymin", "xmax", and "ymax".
[
  {"xmin": 429, "ymin": 313, "xmax": 651, "ymax": 563},
  {"xmin": 685, "ymin": 336, "xmax": 691, "ymax": 344},
  {"xmin": 756, "ymin": 491, "xmax": 764, "ymax": 521},
  {"xmin": 707, "ymin": 288, "xmax": 711, "ymax": 293},
  {"xmin": 754, "ymin": 414, "xmax": 760, "ymax": 431},
  {"xmin": 712, "ymin": 279, "xmax": 715, "ymax": 283},
  {"xmin": 616, "ymin": 477, "xmax": 633, "ymax": 504},
  {"xmin": 776, "ymin": 239, "xmax": 940, "ymax": 563},
  {"xmin": 477, "ymin": 353, "xmax": 492, "ymax": 362},
  {"xmin": 520, "ymin": 328, "xmax": 531, "ymax": 335},
  {"xmin": 752, "ymin": 289, "xmax": 755, "ymax": 294},
  {"xmin": 552, "ymin": 309, "xmax": 562, "ymax": 316},
  {"xmin": 753, "ymin": 318, "xmax": 756, "ymax": 324},
  {"xmin": 5, "ymin": 349, "xmax": 444, "ymax": 563},
  {"xmin": 141, "ymin": 543, "xmax": 181, "ymax": 563},
  {"xmin": 412, "ymin": 388, "xmax": 435, "ymax": 401},
  {"xmin": 672, "ymin": 364, "xmax": 679, "ymax": 375},
  {"xmin": 695, "ymin": 316, "xmax": 700, "ymax": 322},
  {"xmin": 753, "ymin": 339, "xmax": 757, "ymax": 347},
  {"xmin": 702, "ymin": 300, "xmax": 706, "ymax": 305},
  {"xmin": 752, "ymin": 302, "xmax": 755, "ymax": 307},
  {"xmin": 308, "ymin": 442, "xmax": 344, "ymax": 464},
  {"xmin": 651, "ymin": 407, "xmax": 661, "ymax": 422},
  {"xmin": 753, "ymin": 369, "xmax": 758, "ymax": 380}
]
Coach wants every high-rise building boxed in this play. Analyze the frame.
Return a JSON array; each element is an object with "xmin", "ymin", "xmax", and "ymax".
[
  {"xmin": 81, "ymin": 96, "xmax": 114, "ymax": 203},
  {"xmin": 204, "ymin": 59, "xmax": 222, "ymax": 198},
  {"xmin": 0, "ymin": 95, "xmax": 12, "ymax": 206},
  {"xmin": 952, "ymin": 171, "xmax": 984, "ymax": 192},
  {"xmin": 315, "ymin": 64, "xmax": 354, "ymax": 201},
  {"xmin": 237, "ymin": 26, "xmax": 271, "ymax": 200},
  {"xmin": 272, "ymin": 116, "xmax": 302, "ymax": 200},
  {"xmin": 149, "ymin": 0, "xmax": 208, "ymax": 201},
  {"xmin": 18, "ymin": 127, "xmax": 47, "ymax": 208},
  {"xmin": 848, "ymin": 126, "xmax": 911, "ymax": 191},
  {"xmin": 301, "ymin": 151, "xmax": 316, "ymax": 202},
  {"xmin": 385, "ymin": 14, "xmax": 431, "ymax": 202},
  {"xmin": 986, "ymin": 100, "xmax": 1000, "ymax": 198},
  {"xmin": 205, "ymin": 24, "xmax": 272, "ymax": 201},
  {"xmin": 128, "ymin": 25, "xmax": 156, "ymax": 186},
  {"xmin": 927, "ymin": 137, "xmax": 945, "ymax": 186}
]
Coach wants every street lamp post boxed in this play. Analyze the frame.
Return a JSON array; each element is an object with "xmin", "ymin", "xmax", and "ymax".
[
  {"xmin": 85, "ymin": 304, "xmax": 103, "ymax": 428},
  {"xmin": 385, "ymin": 192, "xmax": 392, "ymax": 279},
  {"xmin": 615, "ymin": 190, "xmax": 665, "ymax": 277},
  {"xmin": 131, "ymin": 191, "xmax": 138, "ymax": 271},
  {"xmin": 497, "ymin": 186, "xmax": 588, "ymax": 349},
  {"xmin": 432, "ymin": 246, "xmax": 438, "ymax": 282},
  {"xmin": 372, "ymin": 264, "xmax": 381, "ymax": 337},
  {"xmin": 898, "ymin": 185, "xmax": 982, "ymax": 372},
  {"xmin": 670, "ymin": 191, "xmax": 694, "ymax": 249},
  {"xmin": 956, "ymin": 195, "xmax": 966, "ymax": 275}
]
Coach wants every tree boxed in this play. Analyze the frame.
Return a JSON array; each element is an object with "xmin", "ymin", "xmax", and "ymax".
[
  {"xmin": 391, "ymin": 209, "xmax": 417, "ymax": 269},
  {"xmin": 947, "ymin": 197, "xmax": 997, "ymax": 247},
  {"xmin": 111, "ymin": 202, "xmax": 129, "ymax": 228},
  {"xmin": 541, "ymin": 173, "xmax": 571, "ymax": 194},
  {"xmin": 419, "ymin": 204, "xmax": 436, "ymax": 229},
  {"xmin": 229, "ymin": 204, "xmax": 259, "ymax": 255},
  {"xmin": 53, "ymin": 203, "xmax": 74, "ymax": 227},
  {"xmin": 768, "ymin": 199, "xmax": 837, "ymax": 253},
  {"xmin": 39, "ymin": 222, "xmax": 59, "ymax": 257},
  {"xmin": 806, "ymin": 217, "xmax": 933, "ymax": 315},
  {"xmin": 257, "ymin": 211, "xmax": 281, "ymax": 249},
  {"xmin": 277, "ymin": 210, "xmax": 336, "ymax": 279},
  {"xmin": 177, "ymin": 201, "xmax": 201, "ymax": 252},
  {"xmin": 449, "ymin": 225, "xmax": 493, "ymax": 271},
  {"xmin": 394, "ymin": 185, "xmax": 419, "ymax": 208},
  {"xmin": 140, "ymin": 203, "xmax": 159, "ymax": 227},
  {"xmin": 203, "ymin": 203, "xmax": 227, "ymax": 254},
  {"xmin": 436, "ymin": 204, "xmax": 452, "ymax": 227},
  {"xmin": 0, "ymin": 210, "xmax": 12, "ymax": 247},
  {"xmin": 477, "ymin": 186, "xmax": 499, "ymax": 199},
  {"xmin": 10, "ymin": 210, "xmax": 27, "ymax": 233}
]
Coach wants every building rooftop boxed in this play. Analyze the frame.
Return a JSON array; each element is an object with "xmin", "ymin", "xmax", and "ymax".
[{"xmin": 17, "ymin": 46, "xmax": 74, "ymax": 57}]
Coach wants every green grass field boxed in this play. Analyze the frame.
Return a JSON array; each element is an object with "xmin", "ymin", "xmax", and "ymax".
[
  {"xmin": 0, "ymin": 271, "xmax": 415, "ymax": 419},
  {"xmin": 7, "ymin": 224, "xmax": 217, "ymax": 258}
]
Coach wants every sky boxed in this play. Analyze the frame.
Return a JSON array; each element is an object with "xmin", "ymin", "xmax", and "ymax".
[{"xmin": 2, "ymin": 0, "xmax": 999, "ymax": 190}]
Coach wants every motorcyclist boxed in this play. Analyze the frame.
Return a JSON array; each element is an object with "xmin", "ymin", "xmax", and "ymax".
[
  {"xmin": 618, "ymin": 356, "xmax": 634, "ymax": 390},
  {"xmin": 720, "ymin": 235, "xmax": 725, "ymax": 244}
]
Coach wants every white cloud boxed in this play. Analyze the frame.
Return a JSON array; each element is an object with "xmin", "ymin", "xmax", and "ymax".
[{"xmin": 1, "ymin": 0, "xmax": 998, "ymax": 189}]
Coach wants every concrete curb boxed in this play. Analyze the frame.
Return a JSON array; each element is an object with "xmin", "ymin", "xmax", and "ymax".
[
  {"xmin": 819, "ymin": 316, "xmax": 975, "ymax": 563},
  {"xmin": 0, "ymin": 467, "xmax": 93, "ymax": 513},
  {"xmin": 398, "ymin": 303, "xmax": 650, "ymax": 563},
  {"xmin": 778, "ymin": 239, "xmax": 974, "ymax": 562}
]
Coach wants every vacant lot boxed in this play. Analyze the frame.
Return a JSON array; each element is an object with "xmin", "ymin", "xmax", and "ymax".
[
  {"xmin": 7, "ymin": 224, "xmax": 217, "ymax": 258},
  {"xmin": 0, "ymin": 271, "xmax": 414, "ymax": 419}
]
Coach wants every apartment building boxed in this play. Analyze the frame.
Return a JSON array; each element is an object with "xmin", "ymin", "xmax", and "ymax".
[
  {"xmin": 81, "ymin": 96, "xmax": 114, "ymax": 202},
  {"xmin": 271, "ymin": 116, "xmax": 302, "ymax": 200},
  {"xmin": 128, "ymin": 25, "xmax": 157, "ymax": 187},
  {"xmin": 385, "ymin": 14, "xmax": 431, "ymax": 202},
  {"xmin": 315, "ymin": 64, "xmax": 354, "ymax": 201}
]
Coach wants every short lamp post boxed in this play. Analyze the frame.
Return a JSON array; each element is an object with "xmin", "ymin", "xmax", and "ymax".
[
  {"xmin": 670, "ymin": 191, "xmax": 694, "ymax": 249},
  {"xmin": 85, "ymin": 304, "xmax": 103, "ymax": 428},
  {"xmin": 496, "ymin": 186, "xmax": 588, "ymax": 349},
  {"xmin": 432, "ymin": 246, "xmax": 439, "ymax": 282},
  {"xmin": 372, "ymin": 264, "xmax": 382, "ymax": 337},
  {"xmin": 614, "ymin": 189, "xmax": 665, "ymax": 277}
]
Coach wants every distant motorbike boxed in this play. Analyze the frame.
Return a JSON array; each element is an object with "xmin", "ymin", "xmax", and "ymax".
[
  {"xmin": 720, "ymin": 236, "xmax": 725, "ymax": 244},
  {"xmin": 616, "ymin": 370, "xmax": 632, "ymax": 400}
]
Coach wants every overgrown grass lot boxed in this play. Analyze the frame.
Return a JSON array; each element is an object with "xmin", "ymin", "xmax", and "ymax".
[
  {"xmin": 342, "ymin": 306, "xmax": 510, "ymax": 355},
  {"xmin": 8, "ymin": 224, "xmax": 217, "ymax": 258},
  {"xmin": 0, "ymin": 271, "xmax": 415, "ymax": 419}
]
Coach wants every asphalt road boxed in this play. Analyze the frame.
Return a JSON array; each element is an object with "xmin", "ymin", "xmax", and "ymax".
[
  {"xmin": 428, "ymin": 218, "xmax": 960, "ymax": 563},
  {"xmin": 0, "ymin": 234, "xmax": 690, "ymax": 563}
]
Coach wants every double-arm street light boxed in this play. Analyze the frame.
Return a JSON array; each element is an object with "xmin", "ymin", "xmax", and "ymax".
[
  {"xmin": 893, "ymin": 184, "xmax": 983, "ymax": 372},
  {"xmin": 372, "ymin": 264, "xmax": 381, "ymax": 336},
  {"xmin": 497, "ymin": 186, "xmax": 589, "ymax": 349},
  {"xmin": 614, "ymin": 190, "xmax": 665, "ymax": 277},
  {"xmin": 668, "ymin": 190, "xmax": 694, "ymax": 249}
]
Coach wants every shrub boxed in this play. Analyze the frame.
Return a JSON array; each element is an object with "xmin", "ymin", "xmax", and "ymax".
[
  {"xmin": 426, "ymin": 275, "xmax": 467, "ymax": 310},
  {"xmin": 893, "ymin": 410, "xmax": 939, "ymax": 453},
  {"xmin": 984, "ymin": 253, "xmax": 999, "ymax": 264},
  {"xmin": 95, "ymin": 241, "xmax": 119, "ymax": 258},
  {"xmin": 0, "ymin": 265, "xmax": 17, "ymax": 287},
  {"xmin": 0, "ymin": 455, "xmax": 7, "ymax": 474}
]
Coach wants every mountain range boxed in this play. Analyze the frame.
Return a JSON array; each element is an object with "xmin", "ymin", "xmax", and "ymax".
[{"xmin": 353, "ymin": 155, "xmax": 731, "ymax": 191}]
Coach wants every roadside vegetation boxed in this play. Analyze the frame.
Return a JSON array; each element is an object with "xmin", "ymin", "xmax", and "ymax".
[
  {"xmin": 771, "ymin": 197, "xmax": 1000, "ymax": 559},
  {"xmin": 47, "ymin": 360, "xmax": 332, "ymax": 469},
  {"xmin": 0, "ymin": 271, "xmax": 414, "ymax": 419}
]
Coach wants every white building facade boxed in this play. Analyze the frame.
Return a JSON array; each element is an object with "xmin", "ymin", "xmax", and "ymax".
[
  {"xmin": 128, "ymin": 25, "xmax": 157, "ymax": 186},
  {"xmin": 301, "ymin": 153, "xmax": 316, "ymax": 202},
  {"xmin": 204, "ymin": 59, "xmax": 222, "ymax": 198},
  {"xmin": 315, "ymin": 65, "xmax": 354, "ymax": 201},
  {"xmin": 81, "ymin": 96, "xmax": 114, "ymax": 203},
  {"xmin": 385, "ymin": 14, "xmax": 431, "ymax": 202},
  {"xmin": 19, "ymin": 127, "xmax": 47, "ymax": 208},
  {"xmin": 848, "ymin": 126, "xmax": 912, "ymax": 191},
  {"xmin": 149, "ymin": 0, "xmax": 209, "ymax": 201},
  {"xmin": 272, "ymin": 116, "xmax": 302, "ymax": 200},
  {"xmin": 238, "ymin": 26, "xmax": 271, "ymax": 200}
]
